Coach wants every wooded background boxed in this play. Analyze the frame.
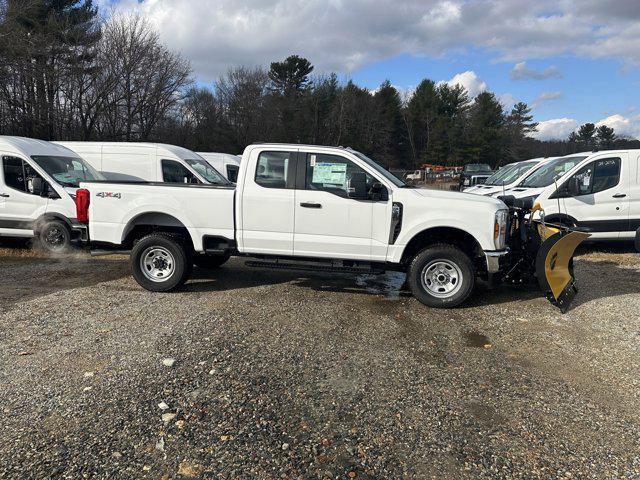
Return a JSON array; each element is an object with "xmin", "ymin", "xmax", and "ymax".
[{"xmin": 1, "ymin": 0, "xmax": 638, "ymax": 168}]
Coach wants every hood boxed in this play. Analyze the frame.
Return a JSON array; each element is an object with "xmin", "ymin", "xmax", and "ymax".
[
  {"xmin": 490, "ymin": 186, "xmax": 544, "ymax": 199},
  {"xmin": 407, "ymin": 187, "xmax": 505, "ymax": 208}
]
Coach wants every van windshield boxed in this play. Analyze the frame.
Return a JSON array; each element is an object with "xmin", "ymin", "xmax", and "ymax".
[
  {"xmin": 185, "ymin": 159, "xmax": 231, "ymax": 185},
  {"xmin": 484, "ymin": 160, "xmax": 536, "ymax": 186},
  {"xmin": 519, "ymin": 156, "xmax": 587, "ymax": 188},
  {"xmin": 31, "ymin": 155, "xmax": 105, "ymax": 188}
]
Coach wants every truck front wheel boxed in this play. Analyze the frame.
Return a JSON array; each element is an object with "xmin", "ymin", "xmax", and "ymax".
[
  {"xmin": 407, "ymin": 244, "xmax": 476, "ymax": 308},
  {"xmin": 38, "ymin": 220, "xmax": 71, "ymax": 253},
  {"xmin": 131, "ymin": 234, "xmax": 192, "ymax": 292}
]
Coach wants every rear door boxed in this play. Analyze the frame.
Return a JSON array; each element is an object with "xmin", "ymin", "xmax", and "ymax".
[
  {"xmin": 560, "ymin": 154, "xmax": 629, "ymax": 238},
  {"xmin": 293, "ymin": 152, "xmax": 374, "ymax": 260},
  {"xmin": 240, "ymin": 148, "xmax": 297, "ymax": 255},
  {"xmin": 0, "ymin": 155, "xmax": 48, "ymax": 236}
]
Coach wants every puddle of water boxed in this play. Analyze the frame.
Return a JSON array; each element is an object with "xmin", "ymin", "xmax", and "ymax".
[
  {"xmin": 464, "ymin": 331, "xmax": 492, "ymax": 348},
  {"xmin": 355, "ymin": 271, "xmax": 406, "ymax": 300}
]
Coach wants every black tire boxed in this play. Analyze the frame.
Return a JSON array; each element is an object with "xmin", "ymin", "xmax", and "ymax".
[
  {"xmin": 38, "ymin": 220, "xmax": 71, "ymax": 253},
  {"xmin": 131, "ymin": 233, "xmax": 192, "ymax": 292},
  {"xmin": 194, "ymin": 253, "xmax": 230, "ymax": 270},
  {"xmin": 407, "ymin": 244, "xmax": 476, "ymax": 308}
]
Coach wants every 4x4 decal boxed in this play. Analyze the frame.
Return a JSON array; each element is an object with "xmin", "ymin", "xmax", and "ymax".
[{"xmin": 96, "ymin": 192, "xmax": 121, "ymax": 199}]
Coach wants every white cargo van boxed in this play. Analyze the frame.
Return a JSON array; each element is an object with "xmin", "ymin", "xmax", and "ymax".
[
  {"xmin": 55, "ymin": 142, "xmax": 230, "ymax": 185},
  {"xmin": 464, "ymin": 158, "xmax": 552, "ymax": 196},
  {"xmin": 0, "ymin": 136, "xmax": 104, "ymax": 251},
  {"xmin": 495, "ymin": 155, "xmax": 588, "ymax": 201},
  {"xmin": 534, "ymin": 150, "xmax": 640, "ymax": 241},
  {"xmin": 197, "ymin": 152, "xmax": 241, "ymax": 182}
]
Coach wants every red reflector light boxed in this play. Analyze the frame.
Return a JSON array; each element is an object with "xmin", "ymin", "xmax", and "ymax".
[{"xmin": 76, "ymin": 188, "xmax": 90, "ymax": 224}]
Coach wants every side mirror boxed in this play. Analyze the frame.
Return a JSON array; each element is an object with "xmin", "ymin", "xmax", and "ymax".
[
  {"xmin": 31, "ymin": 177, "xmax": 45, "ymax": 196},
  {"xmin": 347, "ymin": 172, "xmax": 367, "ymax": 199},
  {"xmin": 567, "ymin": 177, "xmax": 581, "ymax": 197},
  {"xmin": 370, "ymin": 181, "xmax": 388, "ymax": 201}
]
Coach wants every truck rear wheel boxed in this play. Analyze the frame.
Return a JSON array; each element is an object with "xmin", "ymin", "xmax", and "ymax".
[
  {"xmin": 131, "ymin": 233, "xmax": 192, "ymax": 292},
  {"xmin": 407, "ymin": 244, "xmax": 475, "ymax": 308}
]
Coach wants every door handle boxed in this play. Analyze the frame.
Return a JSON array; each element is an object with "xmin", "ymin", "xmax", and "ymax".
[
  {"xmin": 612, "ymin": 193, "xmax": 626, "ymax": 198},
  {"xmin": 300, "ymin": 202, "xmax": 322, "ymax": 209},
  {"xmin": 0, "ymin": 193, "xmax": 9, "ymax": 198}
]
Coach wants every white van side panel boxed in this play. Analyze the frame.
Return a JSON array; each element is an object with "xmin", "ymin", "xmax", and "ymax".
[
  {"xmin": 627, "ymin": 152, "xmax": 640, "ymax": 237},
  {"xmin": 101, "ymin": 145, "xmax": 156, "ymax": 181}
]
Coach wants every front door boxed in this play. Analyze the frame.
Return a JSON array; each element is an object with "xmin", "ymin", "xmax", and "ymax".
[
  {"xmin": 561, "ymin": 154, "xmax": 629, "ymax": 239},
  {"xmin": 0, "ymin": 155, "xmax": 48, "ymax": 236},
  {"xmin": 293, "ymin": 153, "xmax": 374, "ymax": 260}
]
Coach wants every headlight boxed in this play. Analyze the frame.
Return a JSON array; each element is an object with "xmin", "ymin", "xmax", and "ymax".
[{"xmin": 494, "ymin": 209, "xmax": 508, "ymax": 250}]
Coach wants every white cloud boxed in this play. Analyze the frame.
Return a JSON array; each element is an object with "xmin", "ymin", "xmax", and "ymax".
[
  {"xmin": 106, "ymin": 0, "xmax": 640, "ymax": 81},
  {"xmin": 532, "ymin": 113, "xmax": 640, "ymax": 141},
  {"xmin": 498, "ymin": 93, "xmax": 518, "ymax": 109},
  {"xmin": 442, "ymin": 71, "xmax": 487, "ymax": 98},
  {"xmin": 531, "ymin": 91, "xmax": 563, "ymax": 108},
  {"xmin": 596, "ymin": 114, "xmax": 640, "ymax": 138},
  {"xmin": 510, "ymin": 62, "xmax": 562, "ymax": 80},
  {"xmin": 532, "ymin": 118, "xmax": 578, "ymax": 140}
]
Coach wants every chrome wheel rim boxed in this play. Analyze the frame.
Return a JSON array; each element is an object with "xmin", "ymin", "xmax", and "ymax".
[
  {"xmin": 421, "ymin": 259, "xmax": 463, "ymax": 298},
  {"xmin": 140, "ymin": 247, "xmax": 175, "ymax": 282}
]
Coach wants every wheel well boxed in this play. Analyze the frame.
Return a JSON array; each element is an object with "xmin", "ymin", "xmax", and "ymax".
[
  {"xmin": 544, "ymin": 213, "xmax": 578, "ymax": 227},
  {"xmin": 122, "ymin": 212, "xmax": 193, "ymax": 250},
  {"xmin": 400, "ymin": 227, "xmax": 484, "ymax": 267},
  {"xmin": 33, "ymin": 214, "xmax": 72, "ymax": 234}
]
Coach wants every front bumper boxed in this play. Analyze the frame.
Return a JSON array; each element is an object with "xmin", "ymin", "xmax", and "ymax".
[{"xmin": 484, "ymin": 249, "xmax": 509, "ymax": 273}]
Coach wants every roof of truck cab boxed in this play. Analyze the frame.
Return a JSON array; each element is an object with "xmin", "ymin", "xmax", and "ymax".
[
  {"xmin": 54, "ymin": 141, "xmax": 202, "ymax": 160},
  {"xmin": 0, "ymin": 136, "xmax": 82, "ymax": 158}
]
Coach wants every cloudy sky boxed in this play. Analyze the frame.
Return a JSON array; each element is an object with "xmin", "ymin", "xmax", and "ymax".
[{"xmin": 101, "ymin": 0, "xmax": 640, "ymax": 140}]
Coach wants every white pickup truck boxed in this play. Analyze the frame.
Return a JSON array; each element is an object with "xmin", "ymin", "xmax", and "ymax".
[{"xmin": 77, "ymin": 144, "xmax": 586, "ymax": 309}]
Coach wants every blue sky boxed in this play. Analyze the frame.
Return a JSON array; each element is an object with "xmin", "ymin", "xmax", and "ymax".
[{"xmin": 103, "ymin": 0, "xmax": 640, "ymax": 140}]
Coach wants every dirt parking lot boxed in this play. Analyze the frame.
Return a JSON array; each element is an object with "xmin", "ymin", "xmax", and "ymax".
[{"xmin": 1, "ymin": 241, "xmax": 639, "ymax": 479}]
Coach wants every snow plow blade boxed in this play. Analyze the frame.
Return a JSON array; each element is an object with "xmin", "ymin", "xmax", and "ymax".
[{"xmin": 535, "ymin": 227, "xmax": 590, "ymax": 313}]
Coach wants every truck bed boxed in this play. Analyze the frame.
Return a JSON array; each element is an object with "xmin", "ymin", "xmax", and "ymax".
[{"xmin": 80, "ymin": 181, "xmax": 235, "ymax": 251}]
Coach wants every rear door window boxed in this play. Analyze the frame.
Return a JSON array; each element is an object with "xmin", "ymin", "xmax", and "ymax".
[{"xmin": 255, "ymin": 152, "xmax": 292, "ymax": 188}]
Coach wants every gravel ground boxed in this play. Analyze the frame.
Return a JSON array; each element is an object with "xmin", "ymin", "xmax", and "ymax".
[{"xmin": 0, "ymin": 242, "xmax": 639, "ymax": 479}]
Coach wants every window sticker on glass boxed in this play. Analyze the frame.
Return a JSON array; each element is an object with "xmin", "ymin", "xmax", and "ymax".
[
  {"xmin": 312, "ymin": 162, "xmax": 347, "ymax": 185},
  {"xmin": 310, "ymin": 154, "xmax": 316, "ymax": 167}
]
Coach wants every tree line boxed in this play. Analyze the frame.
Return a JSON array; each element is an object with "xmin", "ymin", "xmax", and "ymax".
[{"xmin": 1, "ymin": 1, "xmax": 638, "ymax": 169}]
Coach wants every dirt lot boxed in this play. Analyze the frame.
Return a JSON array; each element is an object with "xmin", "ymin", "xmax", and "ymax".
[{"xmin": 0, "ymin": 241, "xmax": 639, "ymax": 479}]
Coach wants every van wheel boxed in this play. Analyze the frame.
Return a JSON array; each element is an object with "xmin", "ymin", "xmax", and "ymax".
[
  {"xmin": 194, "ymin": 253, "xmax": 230, "ymax": 270},
  {"xmin": 131, "ymin": 234, "xmax": 192, "ymax": 292},
  {"xmin": 38, "ymin": 220, "xmax": 71, "ymax": 253},
  {"xmin": 408, "ymin": 244, "xmax": 475, "ymax": 308}
]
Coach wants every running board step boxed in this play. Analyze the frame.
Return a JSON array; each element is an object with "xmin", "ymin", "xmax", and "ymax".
[{"xmin": 245, "ymin": 260, "xmax": 385, "ymax": 275}]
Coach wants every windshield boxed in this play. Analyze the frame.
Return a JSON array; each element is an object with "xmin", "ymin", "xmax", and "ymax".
[
  {"xmin": 350, "ymin": 150, "xmax": 407, "ymax": 187},
  {"xmin": 465, "ymin": 164, "xmax": 491, "ymax": 172},
  {"xmin": 519, "ymin": 156, "xmax": 587, "ymax": 188},
  {"xmin": 484, "ymin": 161, "xmax": 537, "ymax": 186},
  {"xmin": 31, "ymin": 155, "xmax": 105, "ymax": 188},
  {"xmin": 184, "ymin": 159, "xmax": 230, "ymax": 185}
]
